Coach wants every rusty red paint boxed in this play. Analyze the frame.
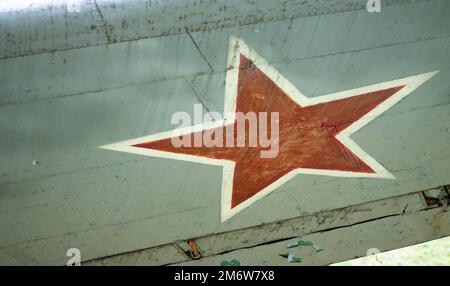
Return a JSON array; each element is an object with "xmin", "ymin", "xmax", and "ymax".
[{"xmin": 134, "ymin": 55, "xmax": 404, "ymax": 208}]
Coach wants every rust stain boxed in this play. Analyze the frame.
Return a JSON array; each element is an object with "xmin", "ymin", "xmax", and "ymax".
[
  {"xmin": 424, "ymin": 196, "xmax": 439, "ymax": 206},
  {"xmin": 188, "ymin": 239, "xmax": 202, "ymax": 259}
]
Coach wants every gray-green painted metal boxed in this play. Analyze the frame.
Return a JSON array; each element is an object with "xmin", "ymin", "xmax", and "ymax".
[{"xmin": 0, "ymin": 0, "xmax": 449, "ymax": 265}]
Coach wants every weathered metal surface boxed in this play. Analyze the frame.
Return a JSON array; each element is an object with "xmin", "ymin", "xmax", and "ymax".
[
  {"xmin": 176, "ymin": 203, "xmax": 450, "ymax": 266},
  {"xmin": 0, "ymin": 0, "xmax": 429, "ymax": 59},
  {"xmin": 0, "ymin": 0, "xmax": 106, "ymax": 59},
  {"xmin": 2, "ymin": 1, "xmax": 449, "ymax": 107},
  {"xmin": 189, "ymin": 0, "xmax": 450, "ymax": 73},
  {"xmin": 0, "ymin": 0, "xmax": 449, "ymax": 265},
  {"xmin": 0, "ymin": 34, "xmax": 211, "ymax": 106},
  {"xmin": 83, "ymin": 186, "xmax": 449, "ymax": 265}
]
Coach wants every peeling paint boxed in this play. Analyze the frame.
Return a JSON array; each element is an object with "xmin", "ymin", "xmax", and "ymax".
[
  {"xmin": 220, "ymin": 259, "xmax": 240, "ymax": 266},
  {"xmin": 279, "ymin": 253, "xmax": 302, "ymax": 263},
  {"xmin": 287, "ymin": 240, "xmax": 314, "ymax": 248}
]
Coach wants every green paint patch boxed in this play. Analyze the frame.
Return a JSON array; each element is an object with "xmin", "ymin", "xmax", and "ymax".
[
  {"xmin": 313, "ymin": 246, "xmax": 323, "ymax": 253},
  {"xmin": 287, "ymin": 240, "xmax": 323, "ymax": 252},
  {"xmin": 281, "ymin": 240, "xmax": 324, "ymax": 263},
  {"xmin": 287, "ymin": 240, "xmax": 314, "ymax": 248},
  {"xmin": 220, "ymin": 259, "xmax": 241, "ymax": 266}
]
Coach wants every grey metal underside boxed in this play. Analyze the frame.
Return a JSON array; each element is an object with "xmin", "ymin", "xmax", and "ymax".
[
  {"xmin": 84, "ymin": 186, "xmax": 449, "ymax": 266},
  {"xmin": 1, "ymin": 0, "xmax": 450, "ymax": 265}
]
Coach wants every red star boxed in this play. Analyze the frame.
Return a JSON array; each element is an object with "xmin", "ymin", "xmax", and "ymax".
[
  {"xmin": 101, "ymin": 36, "xmax": 436, "ymax": 222},
  {"xmin": 133, "ymin": 54, "xmax": 404, "ymax": 208}
]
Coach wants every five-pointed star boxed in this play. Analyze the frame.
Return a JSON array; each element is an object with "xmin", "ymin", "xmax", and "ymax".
[{"xmin": 101, "ymin": 36, "xmax": 437, "ymax": 222}]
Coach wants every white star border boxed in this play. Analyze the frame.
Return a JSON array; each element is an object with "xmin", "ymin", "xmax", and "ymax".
[{"xmin": 100, "ymin": 35, "xmax": 438, "ymax": 222}]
